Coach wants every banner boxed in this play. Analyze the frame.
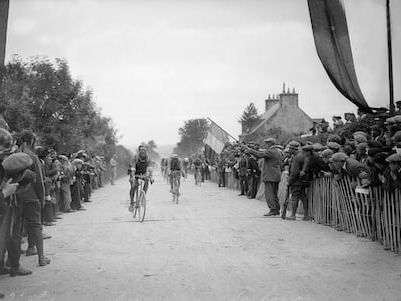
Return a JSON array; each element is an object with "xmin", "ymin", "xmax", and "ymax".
[
  {"xmin": 0, "ymin": 0, "xmax": 9, "ymax": 83},
  {"xmin": 308, "ymin": 0, "xmax": 372, "ymax": 112},
  {"xmin": 204, "ymin": 120, "xmax": 229, "ymax": 155}
]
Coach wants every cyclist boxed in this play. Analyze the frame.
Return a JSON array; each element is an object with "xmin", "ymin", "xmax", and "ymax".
[
  {"xmin": 168, "ymin": 154, "xmax": 184, "ymax": 194},
  {"xmin": 129, "ymin": 145, "xmax": 152, "ymax": 211},
  {"xmin": 193, "ymin": 155, "xmax": 202, "ymax": 184}
]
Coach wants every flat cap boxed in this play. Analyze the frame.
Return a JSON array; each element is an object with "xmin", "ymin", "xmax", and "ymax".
[
  {"xmin": 320, "ymin": 149, "xmax": 334, "ymax": 158},
  {"xmin": 302, "ymin": 145, "xmax": 314, "ymax": 152},
  {"xmin": 2, "ymin": 152, "xmax": 33, "ymax": 175},
  {"xmin": 356, "ymin": 142, "xmax": 367, "ymax": 150},
  {"xmin": 331, "ymin": 152, "xmax": 348, "ymax": 162},
  {"xmin": 72, "ymin": 158, "xmax": 83, "ymax": 165},
  {"xmin": 354, "ymin": 135, "xmax": 368, "ymax": 144},
  {"xmin": 289, "ymin": 140, "xmax": 300, "ymax": 148},
  {"xmin": 353, "ymin": 131, "xmax": 368, "ymax": 138},
  {"xmin": 271, "ymin": 145, "xmax": 283, "ymax": 150},
  {"xmin": 58, "ymin": 155, "xmax": 69, "ymax": 162},
  {"xmin": 264, "ymin": 137, "xmax": 276, "ymax": 144},
  {"xmin": 312, "ymin": 143, "xmax": 325, "ymax": 151},
  {"xmin": 328, "ymin": 134, "xmax": 342, "ymax": 144},
  {"xmin": 386, "ymin": 153, "xmax": 401, "ymax": 163},
  {"xmin": 327, "ymin": 142, "xmax": 341, "ymax": 151}
]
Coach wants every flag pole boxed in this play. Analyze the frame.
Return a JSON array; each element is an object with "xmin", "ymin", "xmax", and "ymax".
[
  {"xmin": 386, "ymin": 0, "xmax": 394, "ymax": 114},
  {"xmin": 206, "ymin": 117, "xmax": 238, "ymax": 142}
]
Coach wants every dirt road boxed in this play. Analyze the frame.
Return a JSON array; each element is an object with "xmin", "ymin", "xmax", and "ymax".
[{"xmin": 1, "ymin": 175, "xmax": 401, "ymax": 301}]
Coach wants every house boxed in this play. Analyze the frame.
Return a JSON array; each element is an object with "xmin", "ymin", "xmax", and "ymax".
[{"xmin": 241, "ymin": 84, "xmax": 314, "ymax": 140}]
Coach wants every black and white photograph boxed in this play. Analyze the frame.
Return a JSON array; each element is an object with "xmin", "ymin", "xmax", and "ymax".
[{"xmin": 0, "ymin": 0, "xmax": 401, "ymax": 300}]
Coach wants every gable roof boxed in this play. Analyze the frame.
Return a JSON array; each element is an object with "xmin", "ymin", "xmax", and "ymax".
[{"xmin": 248, "ymin": 102, "xmax": 280, "ymax": 135}]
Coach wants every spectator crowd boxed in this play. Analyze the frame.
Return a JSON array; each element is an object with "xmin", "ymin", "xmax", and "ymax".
[
  {"xmin": 188, "ymin": 106, "xmax": 401, "ymax": 222},
  {"xmin": 0, "ymin": 109, "xmax": 114, "ymax": 299}
]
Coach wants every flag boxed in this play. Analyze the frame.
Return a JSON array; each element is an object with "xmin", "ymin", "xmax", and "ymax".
[
  {"xmin": 0, "ymin": 0, "xmax": 9, "ymax": 83},
  {"xmin": 307, "ymin": 0, "xmax": 372, "ymax": 112},
  {"xmin": 204, "ymin": 120, "xmax": 229, "ymax": 155}
]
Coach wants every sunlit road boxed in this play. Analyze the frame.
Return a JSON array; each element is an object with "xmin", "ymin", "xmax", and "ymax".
[{"xmin": 2, "ymin": 174, "xmax": 401, "ymax": 301}]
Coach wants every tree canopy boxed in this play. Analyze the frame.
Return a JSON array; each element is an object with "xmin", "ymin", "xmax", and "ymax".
[
  {"xmin": 173, "ymin": 118, "xmax": 208, "ymax": 157},
  {"xmin": 239, "ymin": 102, "xmax": 261, "ymax": 134},
  {"xmin": 1, "ymin": 56, "xmax": 126, "ymax": 161}
]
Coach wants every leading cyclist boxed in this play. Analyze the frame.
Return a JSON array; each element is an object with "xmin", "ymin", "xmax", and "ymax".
[{"xmin": 129, "ymin": 145, "xmax": 152, "ymax": 211}]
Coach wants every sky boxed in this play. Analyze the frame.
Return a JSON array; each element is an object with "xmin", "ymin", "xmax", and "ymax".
[{"xmin": 5, "ymin": 0, "xmax": 401, "ymax": 148}]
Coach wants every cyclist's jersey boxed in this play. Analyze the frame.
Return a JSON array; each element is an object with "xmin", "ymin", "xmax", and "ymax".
[
  {"xmin": 130, "ymin": 154, "xmax": 150, "ymax": 175},
  {"xmin": 170, "ymin": 157, "xmax": 181, "ymax": 171},
  {"xmin": 194, "ymin": 159, "xmax": 202, "ymax": 169}
]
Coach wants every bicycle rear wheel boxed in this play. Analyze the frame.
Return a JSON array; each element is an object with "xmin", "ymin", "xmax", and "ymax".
[
  {"xmin": 138, "ymin": 190, "xmax": 146, "ymax": 223},
  {"xmin": 173, "ymin": 178, "xmax": 179, "ymax": 204}
]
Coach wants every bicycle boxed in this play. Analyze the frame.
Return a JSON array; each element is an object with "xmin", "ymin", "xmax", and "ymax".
[
  {"xmin": 129, "ymin": 174, "xmax": 149, "ymax": 223},
  {"xmin": 171, "ymin": 170, "xmax": 181, "ymax": 204}
]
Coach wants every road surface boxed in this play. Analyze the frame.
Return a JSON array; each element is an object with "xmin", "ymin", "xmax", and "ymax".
[{"xmin": 1, "ymin": 174, "xmax": 401, "ymax": 301}]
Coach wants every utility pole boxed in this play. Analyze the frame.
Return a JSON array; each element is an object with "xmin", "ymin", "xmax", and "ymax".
[
  {"xmin": 0, "ymin": 0, "xmax": 10, "ymax": 87},
  {"xmin": 386, "ymin": 0, "xmax": 394, "ymax": 114}
]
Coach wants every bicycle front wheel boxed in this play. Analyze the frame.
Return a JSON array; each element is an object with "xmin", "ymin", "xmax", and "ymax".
[{"xmin": 138, "ymin": 190, "xmax": 146, "ymax": 223}]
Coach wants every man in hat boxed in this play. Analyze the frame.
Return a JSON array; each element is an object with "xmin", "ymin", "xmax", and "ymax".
[
  {"xmin": 382, "ymin": 153, "xmax": 401, "ymax": 191},
  {"xmin": 237, "ymin": 149, "xmax": 249, "ymax": 196},
  {"xmin": 17, "ymin": 129, "xmax": 50, "ymax": 267},
  {"xmin": 247, "ymin": 144, "xmax": 261, "ymax": 199},
  {"xmin": 242, "ymin": 137, "xmax": 281, "ymax": 216},
  {"xmin": 0, "ymin": 129, "xmax": 32, "ymax": 278},
  {"xmin": 395, "ymin": 100, "xmax": 401, "ymax": 115},
  {"xmin": 286, "ymin": 145, "xmax": 313, "ymax": 221},
  {"xmin": 331, "ymin": 152, "xmax": 371, "ymax": 187}
]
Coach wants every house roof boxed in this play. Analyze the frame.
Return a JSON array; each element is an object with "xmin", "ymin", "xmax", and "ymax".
[{"xmin": 248, "ymin": 102, "xmax": 280, "ymax": 135}]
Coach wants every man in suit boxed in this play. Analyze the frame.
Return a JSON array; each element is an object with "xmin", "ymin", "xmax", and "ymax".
[
  {"xmin": 242, "ymin": 138, "xmax": 281, "ymax": 216},
  {"xmin": 287, "ymin": 145, "xmax": 313, "ymax": 221}
]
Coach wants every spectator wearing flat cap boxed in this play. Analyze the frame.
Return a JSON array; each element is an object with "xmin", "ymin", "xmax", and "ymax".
[
  {"xmin": 56, "ymin": 155, "xmax": 72, "ymax": 212},
  {"xmin": 242, "ymin": 137, "xmax": 282, "ymax": 217},
  {"xmin": 17, "ymin": 129, "xmax": 51, "ymax": 267},
  {"xmin": 246, "ymin": 143, "xmax": 261, "ymax": 199},
  {"xmin": 327, "ymin": 142, "xmax": 341, "ymax": 153},
  {"xmin": 355, "ymin": 143, "xmax": 368, "ymax": 164},
  {"xmin": 391, "ymin": 131, "xmax": 401, "ymax": 155},
  {"xmin": 0, "ymin": 129, "xmax": 32, "ymax": 278},
  {"xmin": 382, "ymin": 153, "xmax": 401, "ymax": 191},
  {"xmin": 237, "ymin": 152, "xmax": 249, "ymax": 196},
  {"xmin": 70, "ymin": 159, "xmax": 85, "ymax": 211},
  {"xmin": 331, "ymin": 152, "xmax": 371, "ymax": 188},
  {"xmin": 286, "ymin": 145, "xmax": 313, "ymax": 221}
]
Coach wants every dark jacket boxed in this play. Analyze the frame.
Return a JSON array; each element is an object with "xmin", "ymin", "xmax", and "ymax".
[
  {"xmin": 248, "ymin": 147, "xmax": 281, "ymax": 183},
  {"xmin": 288, "ymin": 152, "xmax": 310, "ymax": 187},
  {"xmin": 16, "ymin": 149, "xmax": 45, "ymax": 204}
]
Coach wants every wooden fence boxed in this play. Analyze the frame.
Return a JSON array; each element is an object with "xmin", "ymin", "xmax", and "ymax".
[{"xmin": 210, "ymin": 170, "xmax": 400, "ymax": 254}]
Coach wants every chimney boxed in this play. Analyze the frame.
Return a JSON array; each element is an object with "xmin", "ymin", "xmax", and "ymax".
[{"xmin": 265, "ymin": 93, "xmax": 279, "ymax": 111}]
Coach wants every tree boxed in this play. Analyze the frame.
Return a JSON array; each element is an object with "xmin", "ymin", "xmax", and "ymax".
[
  {"xmin": 173, "ymin": 118, "xmax": 208, "ymax": 157},
  {"xmin": 2, "ymin": 55, "xmax": 127, "ymax": 160},
  {"xmin": 239, "ymin": 102, "xmax": 261, "ymax": 134}
]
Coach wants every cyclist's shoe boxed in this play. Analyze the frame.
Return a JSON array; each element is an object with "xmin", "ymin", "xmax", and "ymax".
[{"xmin": 128, "ymin": 205, "xmax": 134, "ymax": 212}]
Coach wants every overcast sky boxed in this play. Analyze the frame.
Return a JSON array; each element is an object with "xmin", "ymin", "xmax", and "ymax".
[{"xmin": 5, "ymin": 0, "xmax": 401, "ymax": 147}]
